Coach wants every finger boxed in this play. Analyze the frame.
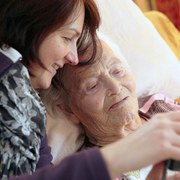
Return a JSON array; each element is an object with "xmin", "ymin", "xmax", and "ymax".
[
  {"xmin": 162, "ymin": 111, "xmax": 180, "ymax": 122},
  {"xmin": 167, "ymin": 146, "xmax": 180, "ymax": 161},
  {"xmin": 167, "ymin": 172, "xmax": 180, "ymax": 180},
  {"xmin": 146, "ymin": 163, "xmax": 164, "ymax": 180}
]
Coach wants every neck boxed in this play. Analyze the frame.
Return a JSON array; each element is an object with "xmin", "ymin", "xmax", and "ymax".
[{"xmin": 87, "ymin": 115, "xmax": 145, "ymax": 147}]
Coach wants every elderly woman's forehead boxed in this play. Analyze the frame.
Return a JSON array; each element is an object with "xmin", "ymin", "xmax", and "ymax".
[
  {"xmin": 63, "ymin": 64, "xmax": 88, "ymax": 82},
  {"xmin": 101, "ymin": 45, "xmax": 120, "ymax": 64}
]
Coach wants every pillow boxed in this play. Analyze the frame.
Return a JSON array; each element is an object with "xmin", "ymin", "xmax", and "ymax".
[
  {"xmin": 46, "ymin": 109, "xmax": 84, "ymax": 165},
  {"xmin": 95, "ymin": 0, "xmax": 180, "ymax": 99}
]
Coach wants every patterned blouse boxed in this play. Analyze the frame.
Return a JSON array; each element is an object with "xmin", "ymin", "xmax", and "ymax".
[{"xmin": 0, "ymin": 48, "xmax": 46, "ymax": 179}]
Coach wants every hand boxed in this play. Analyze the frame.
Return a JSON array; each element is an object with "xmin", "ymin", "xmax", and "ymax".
[
  {"xmin": 147, "ymin": 162, "xmax": 180, "ymax": 180},
  {"xmin": 101, "ymin": 111, "xmax": 180, "ymax": 179}
]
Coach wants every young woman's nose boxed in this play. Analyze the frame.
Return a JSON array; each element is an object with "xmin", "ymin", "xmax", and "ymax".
[
  {"xmin": 64, "ymin": 43, "xmax": 78, "ymax": 65},
  {"xmin": 106, "ymin": 78, "xmax": 122, "ymax": 96}
]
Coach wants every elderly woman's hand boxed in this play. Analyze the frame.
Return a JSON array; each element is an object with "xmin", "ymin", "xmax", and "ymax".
[
  {"xmin": 101, "ymin": 111, "xmax": 180, "ymax": 179},
  {"xmin": 147, "ymin": 162, "xmax": 180, "ymax": 180}
]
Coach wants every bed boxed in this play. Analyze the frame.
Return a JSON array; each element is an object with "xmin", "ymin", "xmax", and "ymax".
[{"xmin": 46, "ymin": 0, "xmax": 180, "ymax": 176}]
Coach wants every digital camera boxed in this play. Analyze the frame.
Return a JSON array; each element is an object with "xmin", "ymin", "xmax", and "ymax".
[{"xmin": 166, "ymin": 160, "xmax": 180, "ymax": 171}]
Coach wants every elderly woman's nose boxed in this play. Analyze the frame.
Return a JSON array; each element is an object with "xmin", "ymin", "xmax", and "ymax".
[{"xmin": 106, "ymin": 78, "xmax": 122, "ymax": 96}]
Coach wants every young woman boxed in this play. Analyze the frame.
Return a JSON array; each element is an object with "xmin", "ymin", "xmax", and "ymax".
[
  {"xmin": 0, "ymin": 0, "xmax": 101, "ymax": 179},
  {"xmin": 1, "ymin": 1, "xmax": 180, "ymax": 180}
]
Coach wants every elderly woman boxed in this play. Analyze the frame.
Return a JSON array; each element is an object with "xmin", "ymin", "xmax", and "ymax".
[{"xmin": 40, "ymin": 40, "xmax": 180, "ymax": 179}]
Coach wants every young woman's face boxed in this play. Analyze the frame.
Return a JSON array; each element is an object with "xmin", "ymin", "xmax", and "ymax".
[{"xmin": 29, "ymin": 5, "xmax": 84, "ymax": 89}]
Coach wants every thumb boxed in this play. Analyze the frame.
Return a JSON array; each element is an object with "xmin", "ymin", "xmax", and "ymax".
[{"xmin": 146, "ymin": 162, "xmax": 164, "ymax": 180}]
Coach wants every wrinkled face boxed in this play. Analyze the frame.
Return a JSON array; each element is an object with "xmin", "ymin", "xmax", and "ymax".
[
  {"xmin": 28, "ymin": 4, "xmax": 85, "ymax": 89},
  {"xmin": 62, "ymin": 42, "xmax": 140, "ymax": 145}
]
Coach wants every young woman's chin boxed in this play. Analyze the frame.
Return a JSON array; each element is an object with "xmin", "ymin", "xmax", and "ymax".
[
  {"xmin": 39, "ymin": 78, "xmax": 52, "ymax": 90},
  {"xmin": 41, "ymin": 82, "xmax": 51, "ymax": 90},
  {"xmin": 31, "ymin": 76, "xmax": 52, "ymax": 90}
]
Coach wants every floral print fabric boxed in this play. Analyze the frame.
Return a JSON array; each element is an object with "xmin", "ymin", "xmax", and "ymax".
[{"xmin": 0, "ymin": 61, "xmax": 46, "ymax": 179}]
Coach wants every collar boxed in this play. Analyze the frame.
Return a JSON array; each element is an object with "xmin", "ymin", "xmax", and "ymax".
[{"xmin": 0, "ymin": 46, "xmax": 22, "ymax": 63}]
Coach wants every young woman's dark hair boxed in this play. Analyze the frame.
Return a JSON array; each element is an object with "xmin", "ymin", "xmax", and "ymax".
[{"xmin": 0, "ymin": 0, "xmax": 100, "ymax": 67}]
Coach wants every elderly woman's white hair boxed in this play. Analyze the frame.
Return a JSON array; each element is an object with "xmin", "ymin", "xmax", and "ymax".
[{"xmin": 97, "ymin": 31, "xmax": 129, "ymax": 68}]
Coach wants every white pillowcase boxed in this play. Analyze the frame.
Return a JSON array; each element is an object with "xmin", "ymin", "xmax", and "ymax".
[{"xmin": 95, "ymin": 0, "xmax": 180, "ymax": 99}]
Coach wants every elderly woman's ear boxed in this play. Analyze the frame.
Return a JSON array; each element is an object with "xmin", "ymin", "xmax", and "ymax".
[{"xmin": 57, "ymin": 103, "xmax": 81, "ymax": 124}]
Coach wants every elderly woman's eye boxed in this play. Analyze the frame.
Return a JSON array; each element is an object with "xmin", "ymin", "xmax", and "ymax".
[
  {"xmin": 64, "ymin": 37, "xmax": 71, "ymax": 41},
  {"xmin": 113, "ymin": 68, "xmax": 125, "ymax": 77},
  {"xmin": 88, "ymin": 84, "xmax": 97, "ymax": 90}
]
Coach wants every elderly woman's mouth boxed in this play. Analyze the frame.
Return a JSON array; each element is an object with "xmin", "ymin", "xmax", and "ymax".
[{"xmin": 109, "ymin": 96, "xmax": 129, "ymax": 110}]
